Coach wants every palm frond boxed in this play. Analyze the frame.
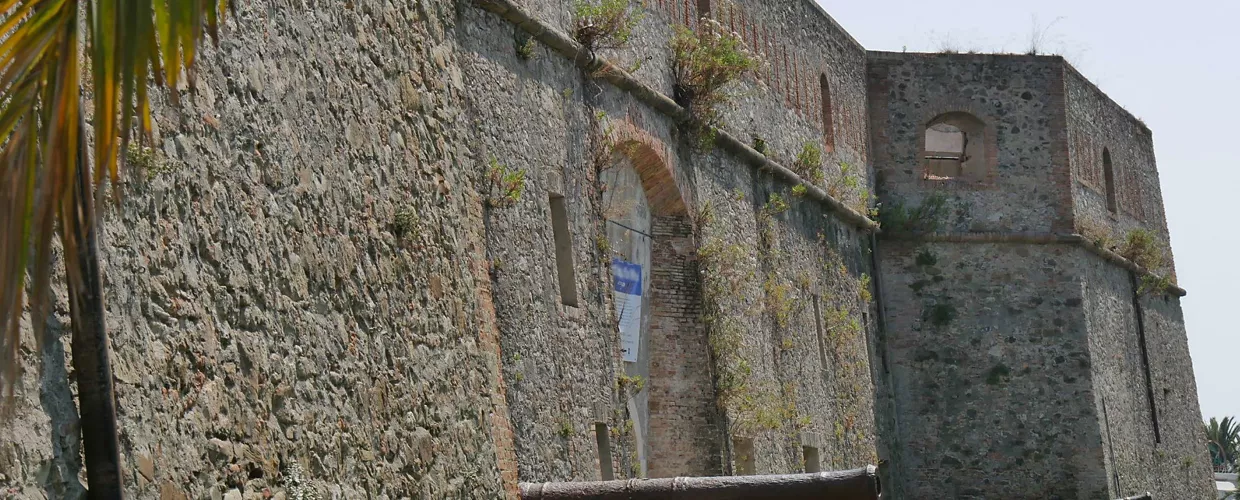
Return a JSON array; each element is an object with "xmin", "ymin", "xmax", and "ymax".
[{"xmin": 0, "ymin": 0, "xmax": 228, "ymax": 408}]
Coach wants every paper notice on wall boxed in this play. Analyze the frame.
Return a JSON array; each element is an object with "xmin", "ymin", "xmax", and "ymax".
[{"xmin": 612, "ymin": 258, "xmax": 642, "ymax": 363}]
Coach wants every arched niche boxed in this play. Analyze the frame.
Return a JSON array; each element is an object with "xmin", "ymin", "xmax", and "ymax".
[{"xmin": 601, "ymin": 131, "xmax": 720, "ymax": 478}]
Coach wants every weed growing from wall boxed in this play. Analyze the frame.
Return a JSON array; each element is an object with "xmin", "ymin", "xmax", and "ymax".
[
  {"xmin": 878, "ymin": 192, "xmax": 948, "ymax": 232},
  {"xmin": 696, "ymin": 199, "xmax": 804, "ymax": 436},
  {"xmin": 1120, "ymin": 228, "xmax": 1165, "ymax": 271},
  {"xmin": 515, "ymin": 35, "xmax": 538, "ymax": 60},
  {"xmin": 391, "ymin": 207, "xmax": 419, "ymax": 240},
  {"xmin": 486, "ymin": 157, "xmax": 525, "ymax": 208},
  {"xmin": 1077, "ymin": 217, "xmax": 1115, "ymax": 250},
  {"xmin": 792, "ymin": 141, "xmax": 822, "ymax": 180},
  {"xmin": 282, "ymin": 462, "xmax": 320, "ymax": 500},
  {"xmin": 671, "ymin": 19, "xmax": 759, "ymax": 148},
  {"xmin": 1138, "ymin": 274, "xmax": 1173, "ymax": 296},
  {"xmin": 617, "ymin": 374, "xmax": 646, "ymax": 393},
  {"xmin": 858, "ymin": 273, "xmax": 872, "ymax": 304},
  {"xmin": 573, "ymin": 0, "xmax": 644, "ymax": 51},
  {"xmin": 127, "ymin": 142, "xmax": 177, "ymax": 179},
  {"xmin": 826, "ymin": 161, "xmax": 867, "ymax": 212},
  {"xmin": 751, "ymin": 135, "xmax": 768, "ymax": 155}
]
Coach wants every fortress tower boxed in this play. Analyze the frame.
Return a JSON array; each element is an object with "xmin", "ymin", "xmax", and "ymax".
[
  {"xmin": 2, "ymin": 0, "xmax": 1214, "ymax": 498},
  {"xmin": 868, "ymin": 52, "xmax": 1212, "ymax": 499}
]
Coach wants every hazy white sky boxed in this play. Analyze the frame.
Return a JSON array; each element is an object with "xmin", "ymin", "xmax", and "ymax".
[{"xmin": 817, "ymin": 0, "xmax": 1238, "ymax": 421}]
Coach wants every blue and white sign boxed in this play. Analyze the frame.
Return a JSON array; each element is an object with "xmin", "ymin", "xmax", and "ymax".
[{"xmin": 613, "ymin": 258, "xmax": 643, "ymax": 363}]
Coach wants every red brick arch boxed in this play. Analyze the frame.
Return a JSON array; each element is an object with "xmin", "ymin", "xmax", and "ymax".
[
  {"xmin": 609, "ymin": 121, "xmax": 689, "ymax": 217},
  {"xmin": 605, "ymin": 119, "xmax": 720, "ymax": 477}
]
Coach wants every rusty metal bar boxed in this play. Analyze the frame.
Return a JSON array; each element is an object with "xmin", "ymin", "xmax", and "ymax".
[{"xmin": 519, "ymin": 466, "xmax": 880, "ymax": 499}]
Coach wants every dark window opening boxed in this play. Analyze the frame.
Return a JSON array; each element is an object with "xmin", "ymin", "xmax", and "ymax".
[
  {"xmin": 550, "ymin": 194, "xmax": 579, "ymax": 306},
  {"xmin": 734, "ymin": 437, "xmax": 756, "ymax": 475},
  {"xmin": 820, "ymin": 74, "xmax": 835, "ymax": 153},
  {"xmin": 1103, "ymin": 148, "xmax": 1117, "ymax": 213},
  {"xmin": 924, "ymin": 112, "xmax": 985, "ymax": 180},
  {"xmin": 595, "ymin": 423, "xmax": 614, "ymax": 480},
  {"xmin": 803, "ymin": 446, "xmax": 821, "ymax": 473}
]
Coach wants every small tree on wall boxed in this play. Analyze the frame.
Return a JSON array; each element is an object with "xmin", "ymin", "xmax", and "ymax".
[
  {"xmin": 670, "ymin": 18, "xmax": 758, "ymax": 147},
  {"xmin": 573, "ymin": 0, "xmax": 644, "ymax": 51}
]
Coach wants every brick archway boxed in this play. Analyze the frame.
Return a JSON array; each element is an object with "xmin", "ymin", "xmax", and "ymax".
[{"xmin": 607, "ymin": 122, "xmax": 721, "ymax": 478}]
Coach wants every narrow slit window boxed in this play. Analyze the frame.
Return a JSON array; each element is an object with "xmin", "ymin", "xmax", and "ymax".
[
  {"xmin": 803, "ymin": 446, "xmax": 821, "ymax": 473},
  {"xmin": 550, "ymin": 194, "xmax": 579, "ymax": 306},
  {"xmin": 813, "ymin": 295, "xmax": 828, "ymax": 372},
  {"xmin": 595, "ymin": 423, "xmax": 614, "ymax": 480},
  {"xmin": 734, "ymin": 437, "xmax": 756, "ymax": 475},
  {"xmin": 820, "ymin": 74, "xmax": 835, "ymax": 153},
  {"xmin": 696, "ymin": 0, "xmax": 710, "ymax": 17},
  {"xmin": 1103, "ymin": 148, "xmax": 1117, "ymax": 213}
]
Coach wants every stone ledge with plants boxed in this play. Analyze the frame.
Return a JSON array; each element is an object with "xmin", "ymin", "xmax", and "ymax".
[{"xmin": 475, "ymin": 0, "xmax": 880, "ymax": 232}]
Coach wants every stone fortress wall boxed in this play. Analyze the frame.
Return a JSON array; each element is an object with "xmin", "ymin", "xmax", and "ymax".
[
  {"xmin": 0, "ymin": 0, "xmax": 1213, "ymax": 499},
  {"xmin": 462, "ymin": 0, "xmax": 881, "ymax": 485}
]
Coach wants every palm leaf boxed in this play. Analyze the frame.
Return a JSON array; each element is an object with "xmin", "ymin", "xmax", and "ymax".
[{"xmin": 0, "ymin": 0, "xmax": 228, "ymax": 407}]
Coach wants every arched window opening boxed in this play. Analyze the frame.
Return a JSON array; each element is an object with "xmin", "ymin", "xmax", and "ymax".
[
  {"xmin": 820, "ymin": 73, "xmax": 835, "ymax": 153},
  {"xmin": 923, "ymin": 112, "xmax": 985, "ymax": 181},
  {"xmin": 1103, "ymin": 148, "xmax": 1117, "ymax": 213}
]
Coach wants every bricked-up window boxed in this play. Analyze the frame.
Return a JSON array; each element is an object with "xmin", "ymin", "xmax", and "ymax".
[
  {"xmin": 803, "ymin": 446, "xmax": 821, "ymax": 473},
  {"xmin": 1103, "ymin": 148, "xmax": 1117, "ymax": 213},
  {"xmin": 594, "ymin": 423, "xmax": 614, "ymax": 480},
  {"xmin": 924, "ymin": 112, "xmax": 985, "ymax": 180},
  {"xmin": 549, "ymin": 194, "xmax": 579, "ymax": 307},
  {"xmin": 734, "ymin": 437, "xmax": 756, "ymax": 475},
  {"xmin": 820, "ymin": 74, "xmax": 835, "ymax": 153}
]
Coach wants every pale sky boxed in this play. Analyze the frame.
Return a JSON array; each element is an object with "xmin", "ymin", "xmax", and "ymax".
[{"xmin": 818, "ymin": 0, "xmax": 1238, "ymax": 422}]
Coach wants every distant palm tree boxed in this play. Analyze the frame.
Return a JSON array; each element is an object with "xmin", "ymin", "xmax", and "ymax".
[
  {"xmin": 1, "ymin": 1, "xmax": 229, "ymax": 495},
  {"xmin": 1206, "ymin": 416, "xmax": 1240, "ymax": 471}
]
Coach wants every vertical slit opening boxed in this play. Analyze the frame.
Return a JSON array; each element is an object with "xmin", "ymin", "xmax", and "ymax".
[
  {"xmin": 803, "ymin": 446, "xmax": 821, "ymax": 473},
  {"xmin": 595, "ymin": 423, "xmax": 614, "ymax": 480},
  {"xmin": 734, "ymin": 437, "xmax": 755, "ymax": 475},
  {"xmin": 550, "ymin": 194, "xmax": 579, "ymax": 307},
  {"xmin": 814, "ymin": 295, "xmax": 828, "ymax": 373},
  {"xmin": 1103, "ymin": 148, "xmax": 1117, "ymax": 213}
]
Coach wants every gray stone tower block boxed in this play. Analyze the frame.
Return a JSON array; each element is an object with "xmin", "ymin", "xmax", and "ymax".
[{"xmin": 867, "ymin": 52, "xmax": 1213, "ymax": 499}]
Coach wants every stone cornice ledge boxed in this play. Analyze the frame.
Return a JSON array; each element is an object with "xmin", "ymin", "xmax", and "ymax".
[
  {"xmin": 880, "ymin": 231, "xmax": 1186, "ymax": 297},
  {"xmin": 473, "ymin": 0, "xmax": 881, "ymax": 233}
]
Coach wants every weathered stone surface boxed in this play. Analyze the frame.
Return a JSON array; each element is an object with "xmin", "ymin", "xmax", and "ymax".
[
  {"xmin": 7, "ymin": 0, "xmax": 506, "ymax": 497},
  {"xmin": 0, "ymin": 1, "xmax": 1208, "ymax": 499},
  {"xmin": 869, "ymin": 52, "xmax": 1211, "ymax": 499}
]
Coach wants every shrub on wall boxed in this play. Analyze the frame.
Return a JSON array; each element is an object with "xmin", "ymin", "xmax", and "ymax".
[
  {"xmin": 671, "ymin": 19, "xmax": 758, "ymax": 147},
  {"xmin": 1119, "ymin": 228, "xmax": 1164, "ymax": 271},
  {"xmin": 573, "ymin": 0, "xmax": 644, "ymax": 51},
  {"xmin": 877, "ymin": 193, "xmax": 948, "ymax": 233}
]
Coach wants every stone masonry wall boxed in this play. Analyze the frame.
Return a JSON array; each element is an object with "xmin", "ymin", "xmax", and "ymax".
[
  {"xmin": 1, "ymin": 0, "xmax": 1211, "ymax": 498},
  {"xmin": 463, "ymin": 0, "xmax": 880, "ymax": 484},
  {"xmin": 876, "ymin": 240, "xmax": 1110, "ymax": 499},
  {"xmin": 1066, "ymin": 67, "xmax": 1177, "ymax": 278},
  {"xmin": 5, "ymin": 0, "xmax": 512, "ymax": 498},
  {"xmin": 1079, "ymin": 251, "xmax": 1214, "ymax": 499},
  {"xmin": 867, "ymin": 53, "xmax": 1073, "ymax": 234}
]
